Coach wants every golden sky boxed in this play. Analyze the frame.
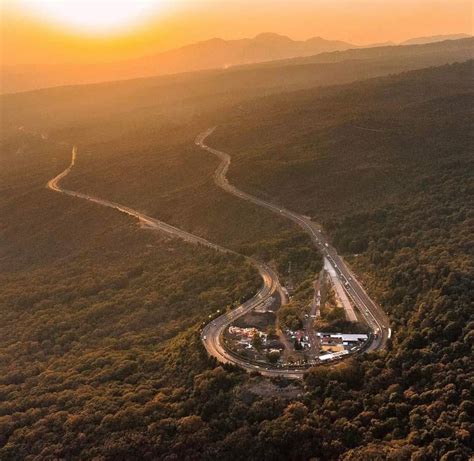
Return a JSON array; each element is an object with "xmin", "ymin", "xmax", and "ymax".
[{"xmin": 1, "ymin": 0, "xmax": 472, "ymax": 66}]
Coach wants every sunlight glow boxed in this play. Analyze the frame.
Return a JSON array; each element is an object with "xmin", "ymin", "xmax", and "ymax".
[{"xmin": 15, "ymin": 0, "xmax": 165, "ymax": 34}]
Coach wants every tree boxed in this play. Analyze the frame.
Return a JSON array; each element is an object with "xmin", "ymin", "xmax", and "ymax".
[{"xmin": 252, "ymin": 333, "xmax": 263, "ymax": 351}]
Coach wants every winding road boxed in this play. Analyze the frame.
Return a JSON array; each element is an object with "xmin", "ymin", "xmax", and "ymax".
[
  {"xmin": 47, "ymin": 146, "xmax": 229, "ymax": 253},
  {"xmin": 47, "ymin": 127, "xmax": 390, "ymax": 380},
  {"xmin": 46, "ymin": 143, "xmax": 289, "ymax": 376},
  {"xmin": 196, "ymin": 127, "xmax": 391, "ymax": 371}
]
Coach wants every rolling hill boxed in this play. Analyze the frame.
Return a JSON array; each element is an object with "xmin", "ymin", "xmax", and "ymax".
[
  {"xmin": 2, "ymin": 37, "xmax": 472, "ymax": 140},
  {"xmin": 0, "ymin": 37, "xmax": 472, "ymax": 460},
  {"xmin": 400, "ymin": 33, "xmax": 471, "ymax": 45},
  {"xmin": 2, "ymin": 32, "xmax": 472, "ymax": 94},
  {"xmin": 1, "ymin": 32, "xmax": 356, "ymax": 94},
  {"xmin": 211, "ymin": 61, "xmax": 474, "ymax": 221}
]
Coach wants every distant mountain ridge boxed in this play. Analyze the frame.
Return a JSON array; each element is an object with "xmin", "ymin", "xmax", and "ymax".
[
  {"xmin": 1, "ymin": 32, "xmax": 471, "ymax": 94},
  {"xmin": 135, "ymin": 32, "xmax": 356, "ymax": 71},
  {"xmin": 401, "ymin": 33, "xmax": 471, "ymax": 45},
  {"xmin": 0, "ymin": 33, "xmax": 358, "ymax": 94},
  {"xmin": 126, "ymin": 33, "xmax": 353, "ymax": 73}
]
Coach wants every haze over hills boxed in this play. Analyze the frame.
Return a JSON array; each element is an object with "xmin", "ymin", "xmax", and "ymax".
[
  {"xmin": 1, "ymin": 32, "xmax": 471, "ymax": 94},
  {"xmin": 2, "ymin": 38, "xmax": 473, "ymax": 143},
  {"xmin": 254, "ymin": 37, "xmax": 474, "ymax": 69},
  {"xmin": 156, "ymin": 32, "xmax": 356, "ymax": 69},
  {"xmin": 1, "ymin": 33, "xmax": 354, "ymax": 94},
  {"xmin": 400, "ymin": 33, "xmax": 471, "ymax": 45}
]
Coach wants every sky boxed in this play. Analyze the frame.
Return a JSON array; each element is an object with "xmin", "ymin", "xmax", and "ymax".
[{"xmin": 1, "ymin": 0, "xmax": 472, "ymax": 66}]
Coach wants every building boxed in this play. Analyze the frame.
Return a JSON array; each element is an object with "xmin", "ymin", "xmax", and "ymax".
[
  {"xmin": 319, "ymin": 350, "xmax": 350, "ymax": 361},
  {"xmin": 317, "ymin": 332, "xmax": 368, "ymax": 343}
]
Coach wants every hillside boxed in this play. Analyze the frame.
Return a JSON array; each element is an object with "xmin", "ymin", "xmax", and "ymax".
[
  {"xmin": 0, "ymin": 51, "xmax": 472, "ymax": 459},
  {"xmin": 211, "ymin": 61, "xmax": 473, "ymax": 221},
  {"xmin": 2, "ymin": 36, "xmax": 472, "ymax": 95},
  {"xmin": 2, "ymin": 38, "xmax": 472, "ymax": 141},
  {"xmin": 0, "ymin": 129, "xmax": 263, "ymax": 459},
  {"xmin": 255, "ymin": 36, "xmax": 474, "ymax": 68},
  {"xmin": 208, "ymin": 62, "xmax": 473, "ymax": 457},
  {"xmin": 1, "ymin": 32, "xmax": 356, "ymax": 94},
  {"xmin": 401, "ymin": 33, "xmax": 471, "ymax": 45}
]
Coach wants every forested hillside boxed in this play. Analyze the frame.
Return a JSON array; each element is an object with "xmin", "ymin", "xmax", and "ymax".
[
  {"xmin": 2, "ymin": 38, "xmax": 472, "ymax": 138},
  {"xmin": 0, "ymin": 131, "xmax": 263, "ymax": 458},
  {"xmin": 0, "ymin": 55, "xmax": 472, "ymax": 459},
  {"xmin": 211, "ymin": 61, "xmax": 474, "ymax": 459},
  {"xmin": 211, "ymin": 61, "xmax": 473, "ymax": 220}
]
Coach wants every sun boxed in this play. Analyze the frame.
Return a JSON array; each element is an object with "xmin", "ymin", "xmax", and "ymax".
[{"xmin": 15, "ymin": 0, "xmax": 165, "ymax": 35}]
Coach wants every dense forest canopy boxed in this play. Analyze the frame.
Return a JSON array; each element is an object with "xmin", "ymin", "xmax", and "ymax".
[
  {"xmin": 211, "ymin": 61, "xmax": 473, "ymax": 220},
  {"xmin": 0, "ymin": 54, "xmax": 472, "ymax": 460}
]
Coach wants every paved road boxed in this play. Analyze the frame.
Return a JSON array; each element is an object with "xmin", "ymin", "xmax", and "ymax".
[
  {"xmin": 201, "ymin": 264, "xmax": 310, "ymax": 379},
  {"xmin": 324, "ymin": 257, "xmax": 358, "ymax": 322},
  {"xmin": 47, "ymin": 147, "xmax": 286, "ymax": 370},
  {"xmin": 196, "ymin": 127, "xmax": 391, "ymax": 363},
  {"xmin": 48, "ymin": 135, "xmax": 390, "ymax": 380},
  {"xmin": 47, "ymin": 146, "xmax": 229, "ymax": 252}
]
